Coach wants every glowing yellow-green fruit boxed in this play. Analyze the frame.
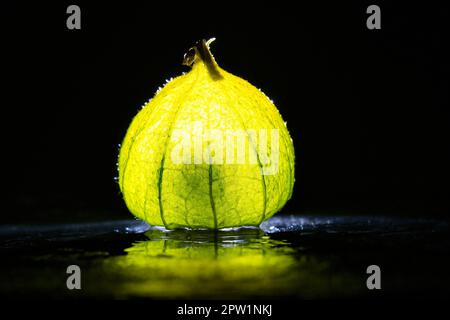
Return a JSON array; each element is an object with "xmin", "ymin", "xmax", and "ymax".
[{"xmin": 118, "ymin": 39, "xmax": 294, "ymax": 229}]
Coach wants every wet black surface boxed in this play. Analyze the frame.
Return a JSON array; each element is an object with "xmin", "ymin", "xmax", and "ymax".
[{"xmin": 1, "ymin": 215, "xmax": 449, "ymax": 299}]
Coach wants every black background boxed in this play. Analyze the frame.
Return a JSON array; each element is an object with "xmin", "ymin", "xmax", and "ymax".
[{"xmin": 2, "ymin": 1, "xmax": 449, "ymax": 224}]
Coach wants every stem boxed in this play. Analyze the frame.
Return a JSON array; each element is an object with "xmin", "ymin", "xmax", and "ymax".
[{"xmin": 183, "ymin": 38, "xmax": 223, "ymax": 80}]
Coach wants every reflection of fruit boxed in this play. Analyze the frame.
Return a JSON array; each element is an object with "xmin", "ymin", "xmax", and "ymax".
[
  {"xmin": 103, "ymin": 229, "xmax": 299, "ymax": 298},
  {"xmin": 118, "ymin": 39, "xmax": 295, "ymax": 229}
]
